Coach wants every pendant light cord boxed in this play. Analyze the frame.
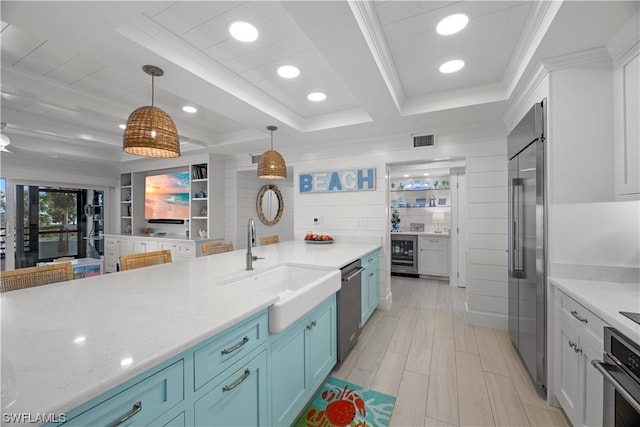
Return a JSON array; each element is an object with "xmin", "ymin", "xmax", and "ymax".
[
  {"xmin": 270, "ymin": 129, "xmax": 274, "ymax": 150},
  {"xmin": 151, "ymin": 75, "xmax": 155, "ymax": 107}
]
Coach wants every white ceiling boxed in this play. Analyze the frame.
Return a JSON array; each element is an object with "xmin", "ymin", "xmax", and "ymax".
[{"xmin": 0, "ymin": 1, "xmax": 637, "ymax": 167}]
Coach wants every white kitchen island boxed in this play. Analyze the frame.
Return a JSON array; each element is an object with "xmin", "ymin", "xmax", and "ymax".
[{"xmin": 0, "ymin": 240, "xmax": 380, "ymax": 425}]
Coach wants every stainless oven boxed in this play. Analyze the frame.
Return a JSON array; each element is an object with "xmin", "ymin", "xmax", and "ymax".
[
  {"xmin": 593, "ymin": 327, "xmax": 640, "ymax": 426},
  {"xmin": 390, "ymin": 234, "xmax": 418, "ymax": 275}
]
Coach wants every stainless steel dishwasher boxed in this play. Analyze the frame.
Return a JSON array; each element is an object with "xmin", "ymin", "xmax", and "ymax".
[{"xmin": 337, "ymin": 259, "xmax": 364, "ymax": 363}]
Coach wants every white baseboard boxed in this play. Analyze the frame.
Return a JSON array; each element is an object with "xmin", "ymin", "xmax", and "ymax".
[
  {"xmin": 378, "ymin": 289, "xmax": 392, "ymax": 310},
  {"xmin": 464, "ymin": 301, "xmax": 508, "ymax": 329}
]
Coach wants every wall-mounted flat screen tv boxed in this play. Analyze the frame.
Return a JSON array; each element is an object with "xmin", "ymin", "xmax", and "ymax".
[{"xmin": 145, "ymin": 171, "xmax": 190, "ymax": 220}]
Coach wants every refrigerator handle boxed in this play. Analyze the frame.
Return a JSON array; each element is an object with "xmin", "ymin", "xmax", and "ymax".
[{"xmin": 511, "ymin": 178, "xmax": 525, "ymax": 278}]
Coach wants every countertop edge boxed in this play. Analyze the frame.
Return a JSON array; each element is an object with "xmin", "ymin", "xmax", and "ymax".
[{"xmin": 548, "ymin": 277, "xmax": 640, "ymax": 345}]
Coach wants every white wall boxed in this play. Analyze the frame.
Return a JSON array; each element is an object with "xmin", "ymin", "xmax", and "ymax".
[
  {"xmin": 549, "ymin": 200, "xmax": 640, "ymax": 282},
  {"xmin": 236, "ymin": 169, "xmax": 294, "ymax": 249}
]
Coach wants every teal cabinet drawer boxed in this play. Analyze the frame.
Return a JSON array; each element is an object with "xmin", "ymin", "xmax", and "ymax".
[
  {"xmin": 194, "ymin": 312, "xmax": 268, "ymax": 390},
  {"xmin": 62, "ymin": 360, "xmax": 184, "ymax": 426},
  {"xmin": 361, "ymin": 249, "xmax": 379, "ymax": 269},
  {"xmin": 194, "ymin": 350, "xmax": 268, "ymax": 426},
  {"xmin": 148, "ymin": 410, "xmax": 185, "ymax": 426}
]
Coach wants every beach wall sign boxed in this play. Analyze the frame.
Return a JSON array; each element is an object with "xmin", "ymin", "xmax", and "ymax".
[{"xmin": 299, "ymin": 168, "xmax": 376, "ymax": 193}]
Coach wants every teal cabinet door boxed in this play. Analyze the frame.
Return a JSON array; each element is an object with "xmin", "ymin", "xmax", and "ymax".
[
  {"xmin": 270, "ymin": 322, "xmax": 307, "ymax": 426},
  {"xmin": 361, "ymin": 250, "xmax": 380, "ymax": 326},
  {"xmin": 308, "ymin": 295, "xmax": 337, "ymax": 388},
  {"xmin": 360, "ymin": 273, "xmax": 369, "ymax": 326},
  {"xmin": 194, "ymin": 350, "xmax": 268, "ymax": 427},
  {"xmin": 367, "ymin": 263, "xmax": 379, "ymax": 317},
  {"xmin": 270, "ymin": 295, "xmax": 337, "ymax": 427}
]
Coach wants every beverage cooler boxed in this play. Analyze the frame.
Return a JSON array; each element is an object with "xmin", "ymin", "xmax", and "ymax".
[{"xmin": 390, "ymin": 234, "xmax": 418, "ymax": 275}]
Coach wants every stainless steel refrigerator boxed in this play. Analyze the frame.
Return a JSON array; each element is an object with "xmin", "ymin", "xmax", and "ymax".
[{"xmin": 507, "ymin": 99, "xmax": 547, "ymax": 394}]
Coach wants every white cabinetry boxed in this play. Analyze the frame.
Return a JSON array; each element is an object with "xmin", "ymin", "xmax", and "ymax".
[
  {"xmin": 613, "ymin": 41, "xmax": 640, "ymax": 199},
  {"xmin": 553, "ymin": 290, "xmax": 607, "ymax": 427},
  {"xmin": 418, "ymin": 236, "xmax": 449, "ymax": 277},
  {"xmin": 104, "ymin": 235, "xmax": 212, "ymax": 272},
  {"xmin": 133, "ymin": 240, "xmax": 159, "ymax": 253}
]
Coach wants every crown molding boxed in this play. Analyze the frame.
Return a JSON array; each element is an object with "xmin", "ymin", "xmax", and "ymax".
[
  {"xmin": 402, "ymin": 83, "xmax": 507, "ymax": 117},
  {"xmin": 348, "ymin": 0, "xmax": 406, "ymax": 113},
  {"xmin": 606, "ymin": 10, "xmax": 639, "ymax": 62},
  {"xmin": 503, "ymin": 0, "xmax": 563, "ymax": 98},
  {"xmin": 541, "ymin": 46, "xmax": 611, "ymax": 72},
  {"xmin": 504, "ymin": 63, "xmax": 549, "ymax": 132}
]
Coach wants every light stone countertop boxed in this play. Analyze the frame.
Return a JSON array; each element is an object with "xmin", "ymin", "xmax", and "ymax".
[
  {"xmin": 549, "ymin": 277, "xmax": 640, "ymax": 345},
  {"xmin": 0, "ymin": 240, "xmax": 380, "ymax": 420}
]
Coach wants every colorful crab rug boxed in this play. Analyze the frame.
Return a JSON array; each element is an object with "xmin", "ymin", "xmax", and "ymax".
[{"xmin": 294, "ymin": 376, "xmax": 396, "ymax": 427}]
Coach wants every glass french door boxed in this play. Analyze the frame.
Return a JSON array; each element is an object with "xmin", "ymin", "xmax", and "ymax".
[{"xmin": 1, "ymin": 179, "xmax": 105, "ymax": 271}]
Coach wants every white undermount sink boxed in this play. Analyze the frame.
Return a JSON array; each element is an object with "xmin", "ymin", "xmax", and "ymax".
[{"xmin": 221, "ymin": 263, "xmax": 341, "ymax": 333}]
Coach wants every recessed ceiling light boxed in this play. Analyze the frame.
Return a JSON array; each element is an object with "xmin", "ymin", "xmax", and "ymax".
[
  {"xmin": 404, "ymin": 174, "xmax": 409, "ymax": 178},
  {"xmin": 439, "ymin": 59, "xmax": 465, "ymax": 74},
  {"xmin": 182, "ymin": 106, "xmax": 197, "ymax": 113},
  {"xmin": 436, "ymin": 13, "xmax": 469, "ymax": 35},
  {"xmin": 229, "ymin": 21, "xmax": 258, "ymax": 42},
  {"xmin": 307, "ymin": 92, "xmax": 327, "ymax": 102},
  {"xmin": 424, "ymin": 173, "xmax": 430, "ymax": 176},
  {"xmin": 277, "ymin": 65, "xmax": 300, "ymax": 79},
  {"xmin": 119, "ymin": 124, "xmax": 126, "ymax": 130}
]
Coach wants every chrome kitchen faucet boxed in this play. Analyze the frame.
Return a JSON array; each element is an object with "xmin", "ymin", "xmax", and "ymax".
[{"xmin": 246, "ymin": 218, "xmax": 263, "ymax": 270}]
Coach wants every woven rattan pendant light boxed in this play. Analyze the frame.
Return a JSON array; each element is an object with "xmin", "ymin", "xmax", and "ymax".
[
  {"xmin": 123, "ymin": 65, "xmax": 180, "ymax": 158},
  {"xmin": 257, "ymin": 125, "xmax": 287, "ymax": 179}
]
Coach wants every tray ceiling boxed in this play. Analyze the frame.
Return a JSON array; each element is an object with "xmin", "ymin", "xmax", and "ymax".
[{"xmin": 0, "ymin": 1, "xmax": 636, "ymax": 165}]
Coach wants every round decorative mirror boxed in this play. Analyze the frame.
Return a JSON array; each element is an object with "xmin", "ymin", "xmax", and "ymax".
[{"xmin": 257, "ymin": 184, "xmax": 284, "ymax": 225}]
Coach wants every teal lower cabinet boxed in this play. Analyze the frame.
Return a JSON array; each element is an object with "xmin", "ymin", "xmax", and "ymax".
[
  {"xmin": 48, "ymin": 292, "xmax": 339, "ymax": 427},
  {"xmin": 194, "ymin": 350, "xmax": 268, "ymax": 426},
  {"xmin": 361, "ymin": 250, "xmax": 380, "ymax": 326},
  {"xmin": 270, "ymin": 294, "xmax": 337, "ymax": 427}
]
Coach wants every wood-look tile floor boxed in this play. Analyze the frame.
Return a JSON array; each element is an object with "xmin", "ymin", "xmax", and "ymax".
[{"xmin": 331, "ymin": 276, "xmax": 571, "ymax": 427}]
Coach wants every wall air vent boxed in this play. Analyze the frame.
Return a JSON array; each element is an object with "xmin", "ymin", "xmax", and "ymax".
[
  {"xmin": 251, "ymin": 154, "xmax": 261, "ymax": 164},
  {"xmin": 412, "ymin": 134, "xmax": 436, "ymax": 148}
]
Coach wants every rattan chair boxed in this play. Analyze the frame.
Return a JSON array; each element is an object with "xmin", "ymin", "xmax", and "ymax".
[
  {"xmin": 119, "ymin": 249, "xmax": 172, "ymax": 271},
  {"xmin": 259, "ymin": 235, "xmax": 280, "ymax": 246},
  {"xmin": 0, "ymin": 263, "xmax": 74, "ymax": 293},
  {"xmin": 201, "ymin": 241, "xmax": 234, "ymax": 256}
]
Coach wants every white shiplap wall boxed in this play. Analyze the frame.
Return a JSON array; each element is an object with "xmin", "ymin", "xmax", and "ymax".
[
  {"xmin": 465, "ymin": 148, "xmax": 509, "ymax": 328},
  {"xmin": 235, "ymin": 169, "xmax": 294, "ymax": 249}
]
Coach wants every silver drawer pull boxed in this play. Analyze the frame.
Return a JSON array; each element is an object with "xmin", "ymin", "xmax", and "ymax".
[
  {"xmin": 570, "ymin": 310, "xmax": 588, "ymax": 324},
  {"xmin": 568, "ymin": 340, "xmax": 576, "ymax": 348},
  {"xmin": 108, "ymin": 401, "xmax": 142, "ymax": 427},
  {"xmin": 221, "ymin": 336, "xmax": 249, "ymax": 355},
  {"xmin": 368, "ymin": 272, "xmax": 374, "ymax": 277},
  {"xmin": 307, "ymin": 320, "xmax": 317, "ymax": 330},
  {"xmin": 573, "ymin": 345, "xmax": 583, "ymax": 354},
  {"xmin": 223, "ymin": 369, "xmax": 251, "ymax": 392}
]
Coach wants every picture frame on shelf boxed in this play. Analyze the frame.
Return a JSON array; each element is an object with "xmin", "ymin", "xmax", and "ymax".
[
  {"xmin": 438, "ymin": 198, "xmax": 447, "ymax": 206},
  {"xmin": 410, "ymin": 223, "xmax": 425, "ymax": 232},
  {"xmin": 415, "ymin": 198, "xmax": 426, "ymax": 207}
]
